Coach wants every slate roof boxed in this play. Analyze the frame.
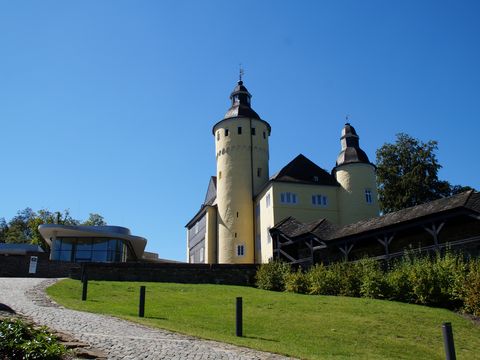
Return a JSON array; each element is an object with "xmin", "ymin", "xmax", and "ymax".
[
  {"xmin": 271, "ymin": 154, "xmax": 340, "ymax": 186},
  {"xmin": 273, "ymin": 191, "xmax": 480, "ymax": 241}
]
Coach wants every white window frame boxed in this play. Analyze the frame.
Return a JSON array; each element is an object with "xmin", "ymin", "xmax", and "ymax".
[{"xmin": 266, "ymin": 193, "xmax": 271, "ymax": 208}]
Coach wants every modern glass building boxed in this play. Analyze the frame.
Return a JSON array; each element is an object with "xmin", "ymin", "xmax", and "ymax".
[{"xmin": 38, "ymin": 225, "xmax": 147, "ymax": 263}]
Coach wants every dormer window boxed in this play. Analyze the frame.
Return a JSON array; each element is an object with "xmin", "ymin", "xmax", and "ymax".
[
  {"xmin": 313, "ymin": 176, "xmax": 319, "ymax": 182},
  {"xmin": 233, "ymin": 95, "xmax": 240, "ymax": 104}
]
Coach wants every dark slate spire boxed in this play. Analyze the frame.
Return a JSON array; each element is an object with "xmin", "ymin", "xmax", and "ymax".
[
  {"xmin": 335, "ymin": 123, "xmax": 371, "ymax": 166},
  {"xmin": 223, "ymin": 80, "xmax": 261, "ymax": 120}
]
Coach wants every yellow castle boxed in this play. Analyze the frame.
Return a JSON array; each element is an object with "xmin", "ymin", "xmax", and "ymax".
[{"xmin": 186, "ymin": 79, "xmax": 379, "ymax": 264}]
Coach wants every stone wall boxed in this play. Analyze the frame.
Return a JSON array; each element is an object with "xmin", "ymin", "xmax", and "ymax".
[
  {"xmin": 0, "ymin": 254, "xmax": 80, "ymax": 278},
  {"xmin": 73, "ymin": 262, "xmax": 258, "ymax": 286}
]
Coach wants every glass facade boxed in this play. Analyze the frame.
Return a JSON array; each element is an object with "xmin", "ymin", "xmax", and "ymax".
[{"xmin": 51, "ymin": 237, "xmax": 129, "ymax": 262}]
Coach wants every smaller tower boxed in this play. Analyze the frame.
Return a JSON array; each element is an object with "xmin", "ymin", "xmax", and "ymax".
[{"xmin": 333, "ymin": 123, "xmax": 379, "ymax": 225}]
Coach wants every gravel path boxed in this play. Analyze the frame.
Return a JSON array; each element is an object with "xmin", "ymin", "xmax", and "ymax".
[{"xmin": 0, "ymin": 278, "xmax": 292, "ymax": 360}]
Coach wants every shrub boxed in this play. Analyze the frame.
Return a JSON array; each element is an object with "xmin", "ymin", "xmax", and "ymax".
[
  {"xmin": 0, "ymin": 318, "xmax": 67, "ymax": 360},
  {"xmin": 284, "ymin": 268, "xmax": 308, "ymax": 293},
  {"xmin": 307, "ymin": 264, "xmax": 334, "ymax": 295},
  {"xmin": 255, "ymin": 260, "xmax": 291, "ymax": 291},
  {"xmin": 385, "ymin": 260, "xmax": 413, "ymax": 302},
  {"xmin": 357, "ymin": 258, "xmax": 388, "ymax": 299},
  {"xmin": 461, "ymin": 259, "xmax": 480, "ymax": 316}
]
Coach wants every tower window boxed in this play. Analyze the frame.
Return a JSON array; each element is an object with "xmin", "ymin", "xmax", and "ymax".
[
  {"xmin": 251, "ymin": 127, "xmax": 256, "ymax": 135},
  {"xmin": 266, "ymin": 193, "xmax": 271, "ymax": 208},
  {"xmin": 312, "ymin": 194, "xmax": 328, "ymax": 207},
  {"xmin": 267, "ymin": 226, "xmax": 272, "ymax": 244},
  {"xmin": 225, "ymin": 129, "xmax": 229, "ymax": 137},
  {"xmin": 257, "ymin": 168, "xmax": 262, "ymax": 177},
  {"xmin": 263, "ymin": 131, "xmax": 266, "ymax": 139},
  {"xmin": 237, "ymin": 244, "xmax": 245, "ymax": 257},
  {"xmin": 365, "ymin": 189, "xmax": 373, "ymax": 204},
  {"xmin": 280, "ymin": 192, "xmax": 298, "ymax": 204},
  {"xmin": 217, "ymin": 131, "xmax": 220, "ymax": 141},
  {"xmin": 218, "ymin": 171, "xmax": 222, "ymax": 180},
  {"xmin": 236, "ymin": 211, "xmax": 239, "ymax": 218},
  {"xmin": 238, "ymin": 126, "xmax": 242, "ymax": 135}
]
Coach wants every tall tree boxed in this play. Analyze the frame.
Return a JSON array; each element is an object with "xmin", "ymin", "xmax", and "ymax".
[
  {"xmin": 376, "ymin": 133, "xmax": 473, "ymax": 213},
  {"xmin": 0, "ymin": 218, "xmax": 8, "ymax": 243},
  {"xmin": 82, "ymin": 213, "xmax": 107, "ymax": 226}
]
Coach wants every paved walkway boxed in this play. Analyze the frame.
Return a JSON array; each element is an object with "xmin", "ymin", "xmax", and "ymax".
[{"xmin": 0, "ymin": 278, "xmax": 292, "ymax": 360}]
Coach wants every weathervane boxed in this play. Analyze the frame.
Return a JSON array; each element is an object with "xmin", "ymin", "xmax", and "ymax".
[{"xmin": 239, "ymin": 64, "xmax": 244, "ymax": 81}]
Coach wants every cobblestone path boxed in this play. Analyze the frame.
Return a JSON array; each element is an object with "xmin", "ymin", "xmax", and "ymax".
[{"xmin": 0, "ymin": 278, "xmax": 292, "ymax": 360}]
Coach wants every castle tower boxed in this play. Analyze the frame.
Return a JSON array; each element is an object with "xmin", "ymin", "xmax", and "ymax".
[
  {"xmin": 212, "ymin": 79, "xmax": 271, "ymax": 263},
  {"xmin": 333, "ymin": 123, "xmax": 379, "ymax": 225}
]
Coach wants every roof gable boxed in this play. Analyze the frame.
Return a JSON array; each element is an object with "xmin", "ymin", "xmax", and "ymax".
[{"xmin": 272, "ymin": 154, "xmax": 339, "ymax": 186}]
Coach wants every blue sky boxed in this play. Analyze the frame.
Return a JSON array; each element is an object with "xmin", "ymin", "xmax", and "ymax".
[{"xmin": 1, "ymin": 1, "xmax": 479, "ymax": 261}]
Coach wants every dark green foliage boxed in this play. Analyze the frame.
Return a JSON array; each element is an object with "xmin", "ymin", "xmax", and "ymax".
[
  {"xmin": 256, "ymin": 252, "xmax": 480, "ymax": 316},
  {"xmin": 0, "ymin": 318, "xmax": 67, "ymax": 359},
  {"xmin": 284, "ymin": 268, "xmax": 308, "ymax": 293},
  {"xmin": 461, "ymin": 259, "xmax": 480, "ymax": 316},
  {"xmin": 255, "ymin": 260, "xmax": 291, "ymax": 291},
  {"xmin": 376, "ymin": 133, "xmax": 474, "ymax": 213},
  {"xmin": 1, "ymin": 208, "xmax": 106, "ymax": 248},
  {"xmin": 307, "ymin": 263, "xmax": 340, "ymax": 295}
]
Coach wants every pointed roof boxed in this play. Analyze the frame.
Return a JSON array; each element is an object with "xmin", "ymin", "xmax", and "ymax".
[
  {"xmin": 271, "ymin": 154, "xmax": 339, "ymax": 186},
  {"xmin": 223, "ymin": 80, "xmax": 261, "ymax": 120},
  {"xmin": 335, "ymin": 123, "xmax": 372, "ymax": 167}
]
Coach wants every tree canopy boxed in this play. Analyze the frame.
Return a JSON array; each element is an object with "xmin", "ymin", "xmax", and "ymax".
[
  {"xmin": 376, "ymin": 133, "xmax": 473, "ymax": 213},
  {"xmin": 0, "ymin": 209, "xmax": 107, "ymax": 249}
]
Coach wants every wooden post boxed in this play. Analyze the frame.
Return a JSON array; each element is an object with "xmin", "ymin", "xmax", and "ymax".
[
  {"xmin": 236, "ymin": 297, "xmax": 243, "ymax": 337},
  {"xmin": 139, "ymin": 286, "xmax": 146, "ymax": 317},
  {"xmin": 442, "ymin": 322, "xmax": 456, "ymax": 360},
  {"xmin": 81, "ymin": 276, "xmax": 88, "ymax": 301}
]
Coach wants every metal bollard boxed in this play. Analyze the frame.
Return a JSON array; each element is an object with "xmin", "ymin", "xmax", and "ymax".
[
  {"xmin": 82, "ymin": 277, "xmax": 88, "ymax": 301},
  {"xmin": 139, "ymin": 286, "xmax": 146, "ymax": 317},
  {"xmin": 442, "ymin": 322, "xmax": 456, "ymax": 360},
  {"xmin": 236, "ymin": 297, "xmax": 243, "ymax": 337}
]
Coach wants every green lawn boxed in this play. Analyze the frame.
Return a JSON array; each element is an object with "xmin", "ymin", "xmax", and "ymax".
[{"xmin": 47, "ymin": 279, "xmax": 480, "ymax": 359}]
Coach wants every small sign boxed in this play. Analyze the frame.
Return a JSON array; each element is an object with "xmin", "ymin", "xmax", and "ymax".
[{"xmin": 29, "ymin": 256, "xmax": 38, "ymax": 274}]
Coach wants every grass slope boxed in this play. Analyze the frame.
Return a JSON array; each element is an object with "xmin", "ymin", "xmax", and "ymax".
[{"xmin": 47, "ymin": 280, "xmax": 480, "ymax": 359}]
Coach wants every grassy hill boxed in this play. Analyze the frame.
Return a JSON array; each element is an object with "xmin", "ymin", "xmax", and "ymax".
[{"xmin": 47, "ymin": 280, "xmax": 480, "ymax": 359}]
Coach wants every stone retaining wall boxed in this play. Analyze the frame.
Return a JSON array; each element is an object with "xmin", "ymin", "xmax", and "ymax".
[
  {"xmin": 73, "ymin": 262, "xmax": 258, "ymax": 286},
  {"xmin": 0, "ymin": 255, "xmax": 258, "ymax": 286},
  {"xmin": 0, "ymin": 254, "xmax": 80, "ymax": 278}
]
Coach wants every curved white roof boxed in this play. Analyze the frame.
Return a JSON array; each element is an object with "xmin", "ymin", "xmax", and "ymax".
[{"xmin": 38, "ymin": 224, "xmax": 147, "ymax": 260}]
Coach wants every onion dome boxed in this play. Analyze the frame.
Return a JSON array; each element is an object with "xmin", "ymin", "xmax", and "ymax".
[
  {"xmin": 335, "ymin": 123, "xmax": 371, "ymax": 166},
  {"xmin": 223, "ymin": 80, "xmax": 261, "ymax": 120}
]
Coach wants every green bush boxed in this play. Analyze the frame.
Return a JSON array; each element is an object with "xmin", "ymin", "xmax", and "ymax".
[
  {"xmin": 284, "ymin": 268, "xmax": 308, "ymax": 293},
  {"xmin": 307, "ymin": 264, "xmax": 334, "ymax": 295},
  {"xmin": 357, "ymin": 258, "xmax": 388, "ymax": 299},
  {"xmin": 385, "ymin": 260, "xmax": 413, "ymax": 302},
  {"xmin": 0, "ymin": 318, "xmax": 67, "ymax": 359},
  {"xmin": 256, "ymin": 252, "xmax": 480, "ymax": 316},
  {"xmin": 255, "ymin": 260, "xmax": 291, "ymax": 291},
  {"xmin": 461, "ymin": 259, "xmax": 480, "ymax": 316}
]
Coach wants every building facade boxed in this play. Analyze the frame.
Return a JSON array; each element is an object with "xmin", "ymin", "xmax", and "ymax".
[{"xmin": 186, "ymin": 80, "xmax": 379, "ymax": 264}]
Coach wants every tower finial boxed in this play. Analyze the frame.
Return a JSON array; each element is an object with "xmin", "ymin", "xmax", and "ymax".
[
  {"xmin": 345, "ymin": 114, "xmax": 350, "ymax": 124},
  {"xmin": 239, "ymin": 64, "xmax": 244, "ymax": 82}
]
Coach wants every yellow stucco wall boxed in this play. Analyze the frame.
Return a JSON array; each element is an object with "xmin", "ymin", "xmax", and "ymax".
[
  {"xmin": 271, "ymin": 182, "xmax": 340, "ymax": 225},
  {"xmin": 204, "ymin": 206, "xmax": 217, "ymax": 263},
  {"xmin": 255, "ymin": 182, "xmax": 341, "ymax": 263},
  {"xmin": 334, "ymin": 163, "xmax": 379, "ymax": 225},
  {"xmin": 214, "ymin": 117, "xmax": 270, "ymax": 263}
]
